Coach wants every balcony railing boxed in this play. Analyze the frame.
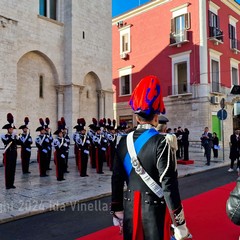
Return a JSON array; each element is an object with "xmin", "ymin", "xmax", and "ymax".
[
  {"xmin": 212, "ymin": 81, "xmax": 221, "ymax": 93},
  {"xmin": 168, "ymin": 83, "xmax": 190, "ymax": 95},
  {"xmin": 170, "ymin": 29, "xmax": 188, "ymax": 45},
  {"xmin": 230, "ymin": 39, "xmax": 240, "ymax": 54},
  {"xmin": 209, "ymin": 26, "xmax": 223, "ymax": 42}
]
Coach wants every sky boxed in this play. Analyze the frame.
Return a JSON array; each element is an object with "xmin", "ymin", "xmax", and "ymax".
[
  {"xmin": 112, "ymin": 0, "xmax": 151, "ymax": 17},
  {"xmin": 112, "ymin": 0, "xmax": 240, "ymax": 17}
]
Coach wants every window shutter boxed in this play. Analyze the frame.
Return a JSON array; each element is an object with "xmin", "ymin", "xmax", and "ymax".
[
  {"xmin": 208, "ymin": 10, "xmax": 212, "ymax": 27},
  {"xmin": 171, "ymin": 18, "xmax": 175, "ymax": 33},
  {"xmin": 184, "ymin": 13, "xmax": 191, "ymax": 30},
  {"xmin": 229, "ymin": 24, "xmax": 232, "ymax": 39},
  {"xmin": 216, "ymin": 15, "xmax": 220, "ymax": 28}
]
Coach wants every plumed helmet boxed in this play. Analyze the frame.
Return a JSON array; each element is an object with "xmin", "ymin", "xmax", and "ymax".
[
  {"xmin": 45, "ymin": 117, "xmax": 50, "ymax": 128},
  {"xmin": 39, "ymin": 118, "xmax": 45, "ymax": 127},
  {"xmin": 2, "ymin": 113, "xmax": 15, "ymax": 129},
  {"xmin": 61, "ymin": 117, "xmax": 66, "ymax": 129},
  {"xmin": 92, "ymin": 118, "xmax": 98, "ymax": 126},
  {"xmin": 19, "ymin": 117, "xmax": 29, "ymax": 129},
  {"xmin": 129, "ymin": 75, "xmax": 165, "ymax": 117},
  {"xmin": 7, "ymin": 113, "xmax": 14, "ymax": 124}
]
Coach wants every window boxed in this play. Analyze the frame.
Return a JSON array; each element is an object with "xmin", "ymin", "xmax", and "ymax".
[
  {"xmin": 170, "ymin": 50, "xmax": 191, "ymax": 95},
  {"xmin": 122, "ymin": 34, "xmax": 129, "ymax": 52},
  {"xmin": 170, "ymin": 13, "xmax": 190, "ymax": 44},
  {"xmin": 211, "ymin": 60, "xmax": 220, "ymax": 92},
  {"xmin": 175, "ymin": 62, "xmax": 187, "ymax": 94},
  {"xmin": 232, "ymin": 67, "xmax": 238, "ymax": 85},
  {"xmin": 120, "ymin": 75, "xmax": 130, "ymax": 95},
  {"xmin": 229, "ymin": 16, "xmax": 238, "ymax": 50},
  {"xmin": 39, "ymin": 0, "xmax": 57, "ymax": 20},
  {"xmin": 119, "ymin": 65, "xmax": 132, "ymax": 96},
  {"xmin": 39, "ymin": 75, "xmax": 44, "ymax": 98},
  {"xmin": 39, "ymin": 0, "xmax": 47, "ymax": 16},
  {"xmin": 120, "ymin": 26, "xmax": 131, "ymax": 54},
  {"xmin": 209, "ymin": 11, "xmax": 223, "ymax": 42}
]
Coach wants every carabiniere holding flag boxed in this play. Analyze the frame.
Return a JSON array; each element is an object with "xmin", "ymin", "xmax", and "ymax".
[{"xmin": 111, "ymin": 75, "xmax": 192, "ymax": 240}]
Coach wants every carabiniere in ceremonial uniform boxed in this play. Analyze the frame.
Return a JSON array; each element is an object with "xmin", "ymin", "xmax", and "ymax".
[
  {"xmin": 19, "ymin": 117, "xmax": 32, "ymax": 174},
  {"xmin": 1, "ymin": 113, "xmax": 21, "ymax": 189}
]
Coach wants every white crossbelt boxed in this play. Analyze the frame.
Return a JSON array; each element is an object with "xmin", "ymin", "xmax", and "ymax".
[{"xmin": 126, "ymin": 131, "xmax": 164, "ymax": 198}]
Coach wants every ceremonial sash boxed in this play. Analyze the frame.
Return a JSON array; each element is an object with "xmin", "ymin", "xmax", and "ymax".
[{"xmin": 123, "ymin": 128, "xmax": 158, "ymax": 176}]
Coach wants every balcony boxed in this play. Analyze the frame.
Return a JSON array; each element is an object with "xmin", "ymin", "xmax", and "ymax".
[
  {"xmin": 209, "ymin": 26, "xmax": 223, "ymax": 45},
  {"xmin": 169, "ymin": 29, "xmax": 189, "ymax": 47},
  {"xmin": 230, "ymin": 38, "xmax": 240, "ymax": 54},
  {"xmin": 168, "ymin": 83, "xmax": 191, "ymax": 96}
]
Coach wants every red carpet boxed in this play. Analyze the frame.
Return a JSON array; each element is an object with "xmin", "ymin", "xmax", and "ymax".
[
  {"xmin": 177, "ymin": 160, "xmax": 194, "ymax": 165},
  {"xmin": 77, "ymin": 182, "xmax": 239, "ymax": 240}
]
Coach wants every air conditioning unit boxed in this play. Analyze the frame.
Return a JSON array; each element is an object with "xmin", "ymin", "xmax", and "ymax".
[
  {"xmin": 211, "ymin": 96, "xmax": 219, "ymax": 104},
  {"xmin": 120, "ymin": 53, "xmax": 128, "ymax": 59}
]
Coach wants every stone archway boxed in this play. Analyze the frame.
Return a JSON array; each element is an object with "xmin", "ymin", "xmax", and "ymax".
[
  {"xmin": 17, "ymin": 51, "xmax": 58, "ymax": 135},
  {"xmin": 81, "ymin": 72, "xmax": 101, "ymax": 124}
]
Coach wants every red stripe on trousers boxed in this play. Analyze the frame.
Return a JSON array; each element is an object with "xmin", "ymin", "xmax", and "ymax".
[
  {"xmin": 95, "ymin": 148, "xmax": 99, "ymax": 172},
  {"xmin": 54, "ymin": 151, "xmax": 58, "ymax": 178},
  {"xmin": 3, "ymin": 153, "xmax": 6, "ymax": 186},
  {"xmin": 78, "ymin": 149, "xmax": 81, "ymax": 175},
  {"xmin": 132, "ymin": 191, "xmax": 144, "ymax": 240}
]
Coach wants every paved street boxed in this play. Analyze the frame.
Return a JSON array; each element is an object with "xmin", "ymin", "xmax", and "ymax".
[
  {"xmin": 0, "ymin": 145, "xmax": 233, "ymax": 225},
  {"xmin": 0, "ymin": 164, "xmax": 237, "ymax": 240}
]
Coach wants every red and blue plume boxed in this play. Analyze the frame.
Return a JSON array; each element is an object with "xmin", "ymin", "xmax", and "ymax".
[
  {"xmin": 120, "ymin": 120, "xmax": 127, "ymax": 128},
  {"xmin": 129, "ymin": 75, "xmax": 165, "ymax": 116},
  {"xmin": 103, "ymin": 118, "xmax": 106, "ymax": 125},
  {"xmin": 7, "ymin": 113, "xmax": 14, "ymax": 124},
  {"xmin": 78, "ymin": 118, "xmax": 86, "ymax": 127},
  {"xmin": 99, "ymin": 119, "xmax": 104, "ymax": 127},
  {"xmin": 92, "ymin": 118, "xmax": 98, "ymax": 126},
  {"xmin": 39, "ymin": 118, "xmax": 45, "ymax": 127},
  {"xmin": 107, "ymin": 118, "xmax": 111, "ymax": 126},
  {"xmin": 57, "ymin": 120, "xmax": 62, "ymax": 130},
  {"xmin": 45, "ymin": 117, "xmax": 50, "ymax": 125},
  {"xmin": 112, "ymin": 119, "xmax": 116, "ymax": 128},
  {"xmin": 24, "ymin": 117, "xmax": 29, "ymax": 126},
  {"xmin": 61, "ymin": 117, "xmax": 66, "ymax": 128}
]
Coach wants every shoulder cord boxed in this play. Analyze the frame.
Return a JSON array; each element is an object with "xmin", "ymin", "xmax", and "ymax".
[{"xmin": 157, "ymin": 135, "xmax": 177, "ymax": 183}]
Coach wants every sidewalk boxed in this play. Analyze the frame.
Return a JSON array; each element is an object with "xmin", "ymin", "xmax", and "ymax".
[{"xmin": 0, "ymin": 147, "xmax": 231, "ymax": 224}]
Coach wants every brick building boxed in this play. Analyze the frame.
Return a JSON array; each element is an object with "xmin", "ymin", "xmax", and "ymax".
[{"xmin": 112, "ymin": 0, "xmax": 240, "ymax": 144}]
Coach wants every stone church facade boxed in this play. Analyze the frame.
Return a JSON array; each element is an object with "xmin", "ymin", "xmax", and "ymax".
[{"xmin": 0, "ymin": 0, "xmax": 113, "ymax": 141}]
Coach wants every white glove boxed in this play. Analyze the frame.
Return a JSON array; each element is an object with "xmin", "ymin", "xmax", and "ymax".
[
  {"xmin": 112, "ymin": 211, "xmax": 124, "ymax": 226},
  {"xmin": 174, "ymin": 223, "xmax": 192, "ymax": 240}
]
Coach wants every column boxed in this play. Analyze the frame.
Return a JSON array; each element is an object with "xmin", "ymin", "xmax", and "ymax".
[
  {"xmin": 97, "ymin": 90, "xmax": 105, "ymax": 120},
  {"xmin": 56, "ymin": 85, "xmax": 64, "ymax": 120}
]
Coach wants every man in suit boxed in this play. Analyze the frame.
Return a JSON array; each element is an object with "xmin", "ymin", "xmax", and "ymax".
[{"xmin": 201, "ymin": 127, "xmax": 213, "ymax": 166}]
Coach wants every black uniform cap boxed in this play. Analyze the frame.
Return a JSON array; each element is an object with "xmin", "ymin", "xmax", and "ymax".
[{"xmin": 158, "ymin": 115, "xmax": 169, "ymax": 124}]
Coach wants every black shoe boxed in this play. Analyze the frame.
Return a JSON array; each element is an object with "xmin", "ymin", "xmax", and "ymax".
[
  {"xmin": 57, "ymin": 178, "xmax": 66, "ymax": 181},
  {"xmin": 47, "ymin": 168, "xmax": 52, "ymax": 170},
  {"xmin": 97, "ymin": 172, "xmax": 104, "ymax": 174},
  {"xmin": 205, "ymin": 163, "xmax": 210, "ymax": 166},
  {"xmin": 40, "ymin": 174, "xmax": 48, "ymax": 177},
  {"xmin": 11, "ymin": 186, "xmax": 16, "ymax": 189},
  {"xmin": 64, "ymin": 171, "xmax": 70, "ymax": 173},
  {"xmin": 80, "ymin": 174, "xmax": 89, "ymax": 177},
  {"xmin": 6, "ymin": 187, "xmax": 11, "ymax": 190}
]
